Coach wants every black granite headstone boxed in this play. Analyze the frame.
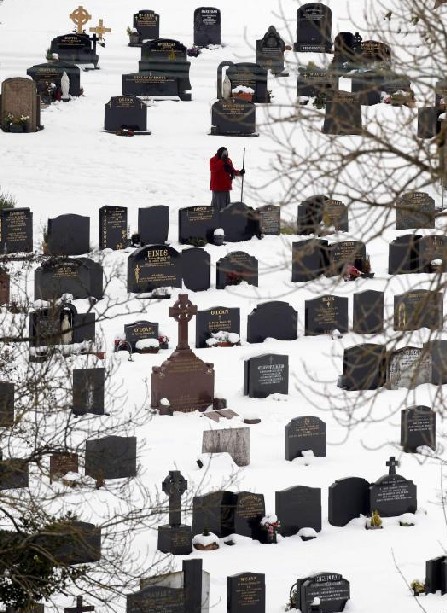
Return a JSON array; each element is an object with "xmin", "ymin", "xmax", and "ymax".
[
  {"xmin": 0, "ymin": 208, "xmax": 33, "ymax": 253},
  {"xmin": 216, "ymin": 251, "xmax": 258, "ymax": 289},
  {"xmin": 370, "ymin": 461, "xmax": 417, "ymax": 517},
  {"xmin": 246, "ymin": 301, "xmax": 297, "ymax": 343},
  {"xmin": 353, "ymin": 290, "xmax": 384, "ymax": 334},
  {"xmin": 36, "ymin": 520, "xmax": 101, "ymax": 565},
  {"xmin": 327, "ymin": 240, "xmax": 366, "ymax": 275},
  {"xmin": 285, "ymin": 416, "xmax": 326, "ymax": 460},
  {"xmin": 133, "ymin": 9, "xmax": 160, "ymax": 40},
  {"xmin": 305, "ymin": 295, "xmax": 349, "ymax": 335},
  {"xmin": 227, "ymin": 573, "xmax": 265, "ymax": 613},
  {"xmin": 35, "ymin": 257, "xmax": 104, "ymax": 300},
  {"xmin": 388, "ymin": 234, "xmax": 422, "ymax": 274},
  {"xmin": 233, "ymin": 492, "xmax": 265, "ymax": 540},
  {"xmin": 46, "ymin": 214, "xmax": 90, "ymax": 256},
  {"xmin": 401, "ymin": 406, "xmax": 436, "ymax": 452},
  {"xmin": 194, "ymin": 7, "xmax": 221, "ymax": 47},
  {"xmin": 275, "ymin": 485, "xmax": 321, "ymax": 536},
  {"xmin": 124, "ymin": 320, "xmax": 159, "ymax": 351},
  {"xmin": 256, "ymin": 27, "xmax": 286, "ymax": 75},
  {"xmin": 99, "ymin": 206, "xmax": 128, "ymax": 250},
  {"xmin": 244, "ymin": 353, "xmax": 288, "ymax": 398},
  {"xmin": 419, "ymin": 234, "xmax": 447, "ymax": 272},
  {"xmin": 27, "ymin": 60, "xmax": 82, "ymax": 97},
  {"xmin": 49, "ymin": 33, "xmax": 98, "ymax": 67},
  {"xmin": 85, "ymin": 436, "xmax": 137, "ymax": 480},
  {"xmin": 72, "ymin": 368, "xmax": 105, "ymax": 416},
  {"xmin": 195, "ymin": 305, "xmax": 240, "ymax": 348},
  {"xmin": 127, "ymin": 585, "xmax": 184, "ymax": 613},
  {"xmin": 395, "ymin": 191, "xmax": 435, "ymax": 230},
  {"xmin": 394, "ymin": 290, "xmax": 442, "ymax": 331},
  {"xmin": 178, "ymin": 206, "xmax": 218, "ymax": 245},
  {"xmin": 210, "ymin": 98, "xmax": 257, "ymax": 136},
  {"xmin": 328, "ymin": 477, "xmax": 370, "ymax": 526},
  {"xmin": 181, "ymin": 247, "xmax": 210, "ymax": 292},
  {"xmin": 226, "ymin": 62, "xmax": 269, "ymax": 103},
  {"xmin": 104, "ymin": 96, "xmax": 147, "ymax": 132},
  {"xmin": 294, "ymin": 3, "xmax": 332, "ymax": 52},
  {"xmin": 122, "ymin": 72, "xmax": 180, "ymax": 98},
  {"xmin": 257, "ymin": 205, "xmax": 280, "ymax": 235},
  {"xmin": 297, "ymin": 67, "xmax": 337, "ymax": 98},
  {"xmin": 138, "ymin": 206, "xmax": 169, "ymax": 245},
  {"xmin": 322, "ymin": 91, "xmax": 362, "ymax": 135},
  {"xmin": 296, "ymin": 573, "xmax": 350, "ymax": 613},
  {"xmin": 292, "ymin": 239, "xmax": 329, "ymax": 281},
  {"xmin": 128, "ymin": 245, "xmax": 182, "ymax": 293},
  {"xmin": 0, "ymin": 382, "xmax": 14, "ymax": 427},
  {"xmin": 342, "ymin": 344, "xmax": 387, "ymax": 390},
  {"xmin": 297, "ymin": 195, "xmax": 327, "ymax": 234},
  {"xmin": 219, "ymin": 201, "xmax": 260, "ymax": 242},
  {"xmin": 425, "ymin": 556, "xmax": 447, "ymax": 595},
  {"xmin": 322, "ymin": 199, "xmax": 349, "ymax": 232},
  {"xmin": 192, "ymin": 490, "xmax": 236, "ymax": 537}
]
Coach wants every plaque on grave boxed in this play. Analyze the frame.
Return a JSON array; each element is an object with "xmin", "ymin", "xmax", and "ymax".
[
  {"xmin": 1, "ymin": 77, "xmax": 40, "ymax": 133},
  {"xmin": 202, "ymin": 427, "xmax": 250, "ymax": 466},
  {"xmin": 181, "ymin": 247, "xmax": 210, "ymax": 292},
  {"xmin": 210, "ymin": 98, "xmax": 257, "ymax": 136},
  {"xmin": 389, "ymin": 234, "xmax": 422, "ymax": 274},
  {"xmin": 395, "ymin": 191, "xmax": 435, "ymax": 230},
  {"xmin": 178, "ymin": 206, "xmax": 218, "ymax": 245},
  {"xmin": 0, "ymin": 382, "xmax": 13, "ymax": 428},
  {"xmin": 294, "ymin": 3, "xmax": 332, "ymax": 53},
  {"xmin": 216, "ymin": 251, "xmax": 258, "ymax": 289},
  {"xmin": 72, "ymin": 368, "xmax": 105, "ymax": 416},
  {"xmin": 388, "ymin": 346, "xmax": 431, "ymax": 390},
  {"xmin": 27, "ymin": 61, "xmax": 82, "ymax": 98},
  {"xmin": 46, "ymin": 214, "xmax": 90, "ymax": 256},
  {"xmin": 244, "ymin": 353, "xmax": 288, "ymax": 398},
  {"xmin": 296, "ymin": 573, "xmax": 350, "ymax": 613},
  {"xmin": 257, "ymin": 205, "xmax": 280, "ymax": 235},
  {"xmin": 322, "ymin": 91, "xmax": 362, "ymax": 136},
  {"xmin": 285, "ymin": 416, "xmax": 326, "ymax": 460},
  {"xmin": 401, "ymin": 406, "xmax": 436, "ymax": 452},
  {"xmin": 35, "ymin": 258, "xmax": 104, "ymax": 300},
  {"xmin": 275, "ymin": 485, "xmax": 321, "ymax": 536},
  {"xmin": 297, "ymin": 67, "xmax": 336, "ymax": 98},
  {"xmin": 342, "ymin": 344, "xmax": 387, "ymax": 390},
  {"xmin": 85, "ymin": 436, "xmax": 137, "ymax": 480},
  {"xmin": 353, "ymin": 290, "xmax": 384, "ymax": 334},
  {"xmin": 219, "ymin": 201, "xmax": 260, "ymax": 241},
  {"xmin": 292, "ymin": 239, "xmax": 329, "ymax": 281},
  {"xmin": 133, "ymin": 10, "xmax": 160, "ymax": 41},
  {"xmin": 256, "ymin": 26, "xmax": 286, "ymax": 76},
  {"xmin": 226, "ymin": 62, "xmax": 269, "ymax": 103},
  {"xmin": 419, "ymin": 234, "xmax": 447, "ymax": 272},
  {"xmin": 0, "ymin": 208, "xmax": 33, "ymax": 253},
  {"xmin": 49, "ymin": 33, "xmax": 98, "ymax": 68},
  {"xmin": 370, "ymin": 457, "xmax": 417, "ymax": 517},
  {"xmin": 196, "ymin": 305, "xmax": 240, "ymax": 348},
  {"xmin": 124, "ymin": 320, "xmax": 158, "ymax": 352},
  {"xmin": 128, "ymin": 245, "xmax": 182, "ymax": 294},
  {"xmin": 104, "ymin": 96, "xmax": 148, "ymax": 133},
  {"xmin": 194, "ymin": 7, "xmax": 221, "ymax": 47},
  {"xmin": 0, "ymin": 459, "xmax": 29, "ymax": 490},
  {"xmin": 99, "ymin": 206, "xmax": 128, "ymax": 250},
  {"xmin": 227, "ymin": 573, "xmax": 265, "ymax": 613},
  {"xmin": 394, "ymin": 290, "xmax": 442, "ymax": 331},
  {"xmin": 122, "ymin": 72, "xmax": 180, "ymax": 98},
  {"xmin": 305, "ymin": 295, "xmax": 349, "ymax": 336},
  {"xmin": 247, "ymin": 301, "xmax": 297, "ymax": 343},
  {"xmin": 233, "ymin": 492, "xmax": 265, "ymax": 540},
  {"xmin": 138, "ymin": 206, "xmax": 169, "ymax": 245},
  {"xmin": 192, "ymin": 490, "xmax": 236, "ymax": 537},
  {"xmin": 328, "ymin": 477, "xmax": 370, "ymax": 527},
  {"xmin": 127, "ymin": 585, "xmax": 184, "ymax": 613}
]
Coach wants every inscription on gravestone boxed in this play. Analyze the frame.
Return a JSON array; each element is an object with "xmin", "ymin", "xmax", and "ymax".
[
  {"xmin": 305, "ymin": 295, "xmax": 349, "ymax": 335},
  {"xmin": 370, "ymin": 457, "xmax": 417, "ymax": 517},
  {"xmin": 210, "ymin": 98, "xmax": 257, "ymax": 136},
  {"xmin": 257, "ymin": 205, "xmax": 280, "ymax": 235},
  {"xmin": 296, "ymin": 573, "xmax": 350, "ymax": 613},
  {"xmin": 196, "ymin": 305, "xmax": 240, "ymax": 348},
  {"xmin": 285, "ymin": 416, "xmax": 326, "ymax": 460},
  {"xmin": 401, "ymin": 406, "xmax": 436, "ymax": 453},
  {"xmin": 99, "ymin": 206, "xmax": 128, "ymax": 250},
  {"xmin": 0, "ymin": 208, "xmax": 33, "ymax": 253},
  {"xmin": 395, "ymin": 191, "xmax": 435, "ymax": 230},
  {"xmin": 388, "ymin": 347, "xmax": 431, "ymax": 390},
  {"xmin": 234, "ymin": 492, "xmax": 265, "ymax": 540},
  {"xmin": 244, "ymin": 353, "xmax": 288, "ymax": 398},
  {"xmin": 227, "ymin": 573, "xmax": 266, "ymax": 613}
]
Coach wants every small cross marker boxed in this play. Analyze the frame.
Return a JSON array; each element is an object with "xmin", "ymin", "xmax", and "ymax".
[{"xmin": 386, "ymin": 456, "xmax": 399, "ymax": 476}]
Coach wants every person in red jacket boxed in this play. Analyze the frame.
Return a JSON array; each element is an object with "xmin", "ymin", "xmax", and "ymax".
[{"xmin": 210, "ymin": 147, "xmax": 245, "ymax": 211}]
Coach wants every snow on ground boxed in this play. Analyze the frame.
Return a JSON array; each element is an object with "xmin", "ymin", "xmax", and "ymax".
[{"xmin": 1, "ymin": 0, "xmax": 447, "ymax": 611}]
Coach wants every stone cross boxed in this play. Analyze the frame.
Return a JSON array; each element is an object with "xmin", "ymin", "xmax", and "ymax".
[
  {"xmin": 64, "ymin": 596, "xmax": 94, "ymax": 613},
  {"xmin": 169, "ymin": 294, "xmax": 198, "ymax": 351},
  {"xmin": 162, "ymin": 470, "xmax": 187, "ymax": 527},
  {"xmin": 70, "ymin": 5, "xmax": 92, "ymax": 33},
  {"xmin": 89, "ymin": 19, "xmax": 112, "ymax": 41},
  {"xmin": 386, "ymin": 456, "xmax": 399, "ymax": 476}
]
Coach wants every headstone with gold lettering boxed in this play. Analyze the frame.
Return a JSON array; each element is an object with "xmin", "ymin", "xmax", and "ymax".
[
  {"xmin": 151, "ymin": 294, "xmax": 215, "ymax": 412},
  {"xmin": 233, "ymin": 492, "xmax": 265, "ymax": 539},
  {"xmin": 128, "ymin": 245, "xmax": 181, "ymax": 294},
  {"xmin": 104, "ymin": 96, "xmax": 148, "ymax": 133},
  {"xmin": 210, "ymin": 98, "xmax": 257, "ymax": 136},
  {"xmin": 0, "ymin": 208, "xmax": 33, "ymax": 253},
  {"xmin": 27, "ymin": 61, "xmax": 82, "ymax": 99},
  {"xmin": 227, "ymin": 572, "xmax": 265, "ymax": 612},
  {"xmin": 305, "ymin": 295, "xmax": 349, "ymax": 336},
  {"xmin": 1, "ymin": 78, "xmax": 40, "ymax": 133},
  {"xmin": 99, "ymin": 206, "xmax": 128, "ymax": 250},
  {"xmin": 178, "ymin": 205, "xmax": 218, "ymax": 245},
  {"xmin": 35, "ymin": 257, "xmax": 104, "ymax": 300}
]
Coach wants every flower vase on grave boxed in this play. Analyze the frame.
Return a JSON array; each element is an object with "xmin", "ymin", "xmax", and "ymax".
[{"xmin": 213, "ymin": 228, "xmax": 225, "ymax": 246}]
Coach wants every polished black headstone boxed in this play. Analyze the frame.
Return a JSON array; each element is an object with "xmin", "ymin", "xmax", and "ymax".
[
  {"xmin": 328, "ymin": 477, "xmax": 370, "ymax": 526},
  {"xmin": 370, "ymin": 471, "xmax": 417, "ymax": 517},
  {"xmin": 285, "ymin": 416, "xmax": 326, "ymax": 460},
  {"xmin": 296, "ymin": 573, "xmax": 350, "ymax": 613},
  {"xmin": 294, "ymin": 3, "xmax": 332, "ymax": 52},
  {"xmin": 124, "ymin": 320, "xmax": 158, "ymax": 351},
  {"xmin": 257, "ymin": 205, "xmax": 280, "ymax": 235},
  {"xmin": 227, "ymin": 573, "xmax": 265, "ymax": 613},
  {"xmin": 27, "ymin": 60, "xmax": 82, "ymax": 96},
  {"xmin": 327, "ymin": 240, "xmax": 366, "ymax": 275},
  {"xmin": 425, "ymin": 556, "xmax": 447, "ymax": 595},
  {"xmin": 297, "ymin": 195, "xmax": 326, "ymax": 234},
  {"xmin": 256, "ymin": 27, "xmax": 286, "ymax": 75},
  {"xmin": 122, "ymin": 72, "xmax": 180, "ymax": 97},
  {"xmin": 394, "ymin": 290, "xmax": 442, "ymax": 331},
  {"xmin": 0, "ymin": 208, "xmax": 33, "ymax": 253},
  {"xmin": 353, "ymin": 290, "xmax": 384, "ymax": 334},
  {"xmin": 233, "ymin": 492, "xmax": 265, "ymax": 539},
  {"xmin": 128, "ymin": 245, "xmax": 182, "ymax": 294},
  {"xmin": 47, "ymin": 214, "xmax": 90, "ymax": 256},
  {"xmin": 419, "ymin": 234, "xmax": 447, "ymax": 272},
  {"xmin": 275, "ymin": 485, "xmax": 321, "ymax": 536},
  {"xmin": 192, "ymin": 490, "xmax": 236, "ymax": 537},
  {"xmin": 247, "ymin": 301, "xmax": 297, "ymax": 343},
  {"xmin": 0, "ymin": 382, "xmax": 14, "ymax": 427},
  {"xmin": 133, "ymin": 9, "xmax": 160, "ymax": 40},
  {"xmin": 127, "ymin": 585, "xmax": 184, "ymax": 613},
  {"xmin": 401, "ymin": 406, "xmax": 436, "ymax": 452},
  {"xmin": 85, "ymin": 436, "xmax": 137, "ymax": 480},
  {"xmin": 194, "ymin": 7, "xmax": 221, "ymax": 47},
  {"xmin": 72, "ymin": 368, "xmax": 105, "ymax": 416},
  {"xmin": 0, "ymin": 459, "xmax": 29, "ymax": 490},
  {"xmin": 292, "ymin": 239, "xmax": 329, "ymax": 281},
  {"xmin": 35, "ymin": 257, "xmax": 104, "ymax": 300},
  {"xmin": 181, "ymin": 247, "xmax": 210, "ymax": 292},
  {"xmin": 429, "ymin": 339, "xmax": 447, "ymax": 385},
  {"xmin": 219, "ymin": 201, "xmax": 260, "ymax": 242},
  {"xmin": 297, "ymin": 68, "xmax": 336, "ymax": 98},
  {"xmin": 226, "ymin": 62, "xmax": 269, "ymax": 103},
  {"xmin": 211, "ymin": 98, "xmax": 257, "ymax": 135},
  {"xmin": 99, "ymin": 206, "xmax": 128, "ymax": 250},
  {"xmin": 216, "ymin": 251, "xmax": 258, "ymax": 289},
  {"xmin": 244, "ymin": 353, "xmax": 288, "ymax": 398},
  {"xmin": 138, "ymin": 206, "xmax": 169, "ymax": 245},
  {"xmin": 35, "ymin": 520, "xmax": 101, "ymax": 565},
  {"xmin": 342, "ymin": 344, "xmax": 387, "ymax": 390},
  {"xmin": 305, "ymin": 295, "xmax": 348, "ymax": 335},
  {"xmin": 104, "ymin": 96, "xmax": 147, "ymax": 132},
  {"xmin": 178, "ymin": 206, "xmax": 218, "ymax": 245},
  {"xmin": 322, "ymin": 91, "xmax": 362, "ymax": 135},
  {"xmin": 388, "ymin": 234, "xmax": 422, "ymax": 274},
  {"xmin": 49, "ymin": 33, "xmax": 98, "ymax": 67},
  {"xmin": 195, "ymin": 305, "xmax": 240, "ymax": 348}
]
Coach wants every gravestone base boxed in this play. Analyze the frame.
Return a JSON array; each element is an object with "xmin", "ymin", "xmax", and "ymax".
[
  {"xmin": 209, "ymin": 127, "xmax": 259, "ymax": 137},
  {"xmin": 157, "ymin": 524, "xmax": 192, "ymax": 555}
]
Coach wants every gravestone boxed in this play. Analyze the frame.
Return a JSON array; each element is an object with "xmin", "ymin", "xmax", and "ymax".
[
  {"xmin": 151, "ymin": 295, "xmax": 215, "ymax": 412},
  {"xmin": 72, "ymin": 368, "xmax": 105, "ymax": 416},
  {"xmin": 395, "ymin": 191, "xmax": 435, "ymax": 230},
  {"xmin": 342, "ymin": 344, "xmax": 387, "ymax": 390},
  {"xmin": 305, "ymin": 295, "xmax": 349, "ymax": 336},
  {"xmin": 202, "ymin": 427, "xmax": 250, "ymax": 466},
  {"xmin": 419, "ymin": 235, "xmax": 447, "ymax": 272},
  {"xmin": 322, "ymin": 199, "xmax": 349, "ymax": 232},
  {"xmin": 46, "ymin": 214, "xmax": 90, "ymax": 256},
  {"xmin": 0, "ymin": 269, "xmax": 10, "ymax": 305},
  {"xmin": 194, "ymin": 7, "xmax": 221, "ymax": 47},
  {"xmin": 178, "ymin": 206, "xmax": 218, "ymax": 245},
  {"xmin": 297, "ymin": 195, "xmax": 327, "ymax": 234},
  {"xmin": 157, "ymin": 470, "xmax": 192, "ymax": 555},
  {"xmin": 35, "ymin": 258, "xmax": 104, "ymax": 300},
  {"xmin": 292, "ymin": 239, "xmax": 329, "ymax": 281},
  {"xmin": 99, "ymin": 206, "xmax": 128, "ymax": 250},
  {"xmin": 122, "ymin": 72, "xmax": 181, "ymax": 98},
  {"xmin": 417, "ymin": 106, "xmax": 441, "ymax": 139},
  {"xmin": 322, "ymin": 91, "xmax": 362, "ymax": 136},
  {"xmin": 425, "ymin": 556, "xmax": 447, "ymax": 595},
  {"xmin": 247, "ymin": 301, "xmax": 297, "ymax": 343},
  {"xmin": 244, "ymin": 353, "xmax": 288, "ymax": 398},
  {"xmin": 370, "ymin": 457, "xmax": 417, "ymax": 517},
  {"xmin": 27, "ymin": 61, "xmax": 82, "ymax": 98},
  {"xmin": 233, "ymin": 492, "xmax": 265, "ymax": 540},
  {"xmin": 401, "ymin": 406, "xmax": 436, "ymax": 452},
  {"xmin": 394, "ymin": 290, "xmax": 442, "ymax": 331},
  {"xmin": 353, "ymin": 290, "xmax": 384, "ymax": 334},
  {"xmin": 35, "ymin": 519, "xmax": 101, "ymax": 565},
  {"xmin": 138, "ymin": 206, "xmax": 169, "ymax": 244},
  {"xmin": 49, "ymin": 452, "xmax": 79, "ymax": 483},
  {"xmin": 0, "ymin": 382, "xmax": 14, "ymax": 427},
  {"xmin": 429, "ymin": 339, "xmax": 447, "ymax": 385},
  {"xmin": 104, "ymin": 96, "xmax": 148, "ymax": 133},
  {"xmin": 0, "ymin": 208, "xmax": 33, "ymax": 253},
  {"xmin": 294, "ymin": 3, "xmax": 332, "ymax": 52},
  {"xmin": 192, "ymin": 490, "xmax": 236, "ymax": 537},
  {"xmin": 64, "ymin": 596, "xmax": 94, "ymax": 613},
  {"xmin": 275, "ymin": 485, "xmax": 321, "ymax": 536},
  {"xmin": 85, "ymin": 436, "xmax": 137, "ymax": 480},
  {"xmin": 389, "ymin": 234, "xmax": 421, "ymax": 274},
  {"xmin": 351, "ymin": 70, "xmax": 384, "ymax": 106},
  {"xmin": 227, "ymin": 573, "xmax": 265, "ymax": 613},
  {"xmin": 256, "ymin": 26, "xmax": 286, "ymax": 76},
  {"xmin": 49, "ymin": 33, "xmax": 98, "ymax": 68},
  {"xmin": 124, "ymin": 320, "xmax": 158, "ymax": 352},
  {"xmin": 127, "ymin": 584, "xmax": 184, "ymax": 612},
  {"xmin": 332, "ymin": 31, "xmax": 362, "ymax": 68},
  {"xmin": 210, "ymin": 98, "xmax": 257, "ymax": 136},
  {"xmin": 128, "ymin": 245, "xmax": 181, "ymax": 294},
  {"xmin": 0, "ymin": 459, "xmax": 29, "ymax": 490},
  {"xmin": 361, "ymin": 40, "xmax": 391, "ymax": 65},
  {"xmin": 297, "ymin": 66, "xmax": 337, "ymax": 98},
  {"xmin": 216, "ymin": 251, "xmax": 258, "ymax": 289},
  {"xmin": 226, "ymin": 63, "xmax": 269, "ymax": 103},
  {"xmin": 388, "ymin": 346, "xmax": 431, "ymax": 390},
  {"xmin": 285, "ymin": 416, "xmax": 326, "ymax": 460},
  {"xmin": 196, "ymin": 306, "xmax": 240, "ymax": 348},
  {"xmin": 328, "ymin": 477, "xmax": 370, "ymax": 527},
  {"xmin": 133, "ymin": 9, "xmax": 160, "ymax": 41},
  {"xmin": 219, "ymin": 201, "xmax": 260, "ymax": 242},
  {"xmin": 1, "ymin": 77, "xmax": 39, "ymax": 132},
  {"xmin": 29, "ymin": 304, "xmax": 95, "ymax": 349},
  {"xmin": 327, "ymin": 240, "xmax": 366, "ymax": 275},
  {"xmin": 296, "ymin": 573, "xmax": 350, "ymax": 613},
  {"xmin": 182, "ymin": 248, "xmax": 210, "ymax": 292},
  {"xmin": 257, "ymin": 205, "xmax": 280, "ymax": 235}
]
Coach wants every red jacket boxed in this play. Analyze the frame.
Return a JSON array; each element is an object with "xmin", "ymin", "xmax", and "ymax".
[{"xmin": 210, "ymin": 155, "xmax": 240, "ymax": 191}]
